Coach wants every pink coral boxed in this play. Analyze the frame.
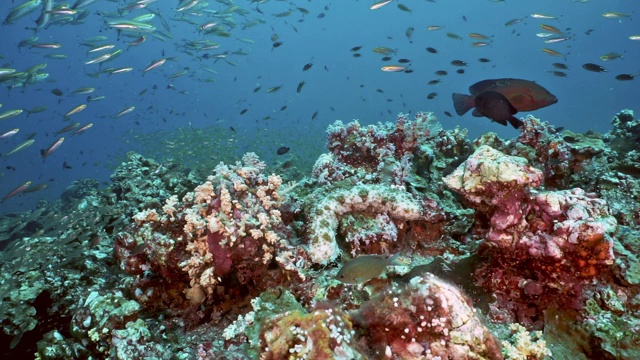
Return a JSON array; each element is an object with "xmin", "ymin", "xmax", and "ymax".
[
  {"xmin": 444, "ymin": 145, "xmax": 616, "ymax": 273},
  {"xmin": 444, "ymin": 145, "xmax": 617, "ymax": 326},
  {"xmin": 524, "ymin": 189, "xmax": 616, "ymax": 275},
  {"xmin": 117, "ymin": 153, "xmax": 303, "ymax": 313},
  {"xmin": 443, "ymin": 145, "xmax": 543, "ymax": 244}
]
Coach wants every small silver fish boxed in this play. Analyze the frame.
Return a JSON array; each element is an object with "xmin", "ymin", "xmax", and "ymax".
[{"xmin": 336, "ymin": 253, "xmax": 403, "ymax": 284}]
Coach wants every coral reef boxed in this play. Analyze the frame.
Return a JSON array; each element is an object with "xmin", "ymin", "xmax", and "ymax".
[
  {"xmin": 305, "ymin": 183, "xmax": 425, "ymax": 264},
  {"xmin": 110, "ymin": 152, "xmax": 199, "ymax": 216},
  {"xmin": 2, "ymin": 110, "xmax": 640, "ymax": 359},
  {"xmin": 507, "ymin": 116, "xmax": 573, "ymax": 189},
  {"xmin": 577, "ymin": 110, "xmax": 640, "ymax": 227},
  {"xmin": 500, "ymin": 323, "xmax": 550, "ymax": 360},
  {"xmin": 259, "ymin": 308, "xmax": 362, "ymax": 359},
  {"xmin": 475, "ymin": 112, "xmax": 640, "ymax": 227},
  {"xmin": 315, "ymin": 112, "xmax": 432, "ymax": 186},
  {"xmin": 304, "ymin": 112, "xmax": 467, "ymax": 264},
  {"xmin": 59, "ymin": 179, "xmax": 100, "ymax": 212},
  {"xmin": 354, "ymin": 273, "xmax": 502, "ymax": 360},
  {"xmin": 472, "ymin": 116, "xmax": 606, "ymax": 191},
  {"xmin": 444, "ymin": 145, "xmax": 617, "ymax": 326},
  {"xmin": 69, "ymin": 290, "xmax": 142, "ymax": 354},
  {"xmin": 606, "ymin": 109, "xmax": 640, "ymax": 157},
  {"xmin": 315, "ymin": 111, "xmax": 471, "ymax": 190},
  {"xmin": 116, "ymin": 153, "xmax": 303, "ymax": 315}
]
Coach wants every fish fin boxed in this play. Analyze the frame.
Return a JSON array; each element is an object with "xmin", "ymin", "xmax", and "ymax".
[
  {"xmin": 452, "ymin": 93, "xmax": 475, "ymax": 115},
  {"xmin": 507, "ymin": 116, "xmax": 524, "ymax": 129},
  {"xmin": 471, "ymin": 109, "xmax": 483, "ymax": 117},
  {"xmin": 387, "ymin": 253, "xmax": 404, "ymax": 266},
  {"xmin": 487, "ymin": 117, "xmax": 507, "ymax": 126}
]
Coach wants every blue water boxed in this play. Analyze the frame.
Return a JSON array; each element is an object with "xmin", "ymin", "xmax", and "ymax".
[{"xmin": 0, "ymin": 0, "xmax": 638, "ymax": 214}]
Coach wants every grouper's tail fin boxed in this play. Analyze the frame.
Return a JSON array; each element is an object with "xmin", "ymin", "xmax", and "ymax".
[{"xmin": 452, "ymin": 93, "xmax": 475, "ymax": 116}]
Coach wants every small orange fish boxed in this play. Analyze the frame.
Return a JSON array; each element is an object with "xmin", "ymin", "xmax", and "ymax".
[
  {"xmin": 539, "ymin": 24, "xmax": 563, "ymax": 34},
  {"xmin": 129, "ymin": 35, "xmax": 147, "ymax": 46},
  {"xmin": 370, "ymin": 0, "xmax": 392, "ymax": 10},
  {"xmin": 113, "ymin": 106, "xmax": 135, "ymax": 118},
  {"xmin": 542, "ymin": 48, "xmax": 565, "ymax": 58},
  {"xmin": 23, "ymin": 183, "xmax": 48, "ymax": 193},
  {"xmin": 73, "ymin": 123, "xmax": 93, "ymax": 135},
  {"xmin": 56, "ymin": 123, "xmax": 80, "ymax": 135},
  {"xmin": 468, "ymin": 33, "xmax": 491, "ymax": 39}
]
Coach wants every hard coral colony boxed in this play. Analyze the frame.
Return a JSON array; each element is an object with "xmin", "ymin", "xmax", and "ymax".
[{"xmin": 2, "ymin": 110, "xmax": 640, "ymax": 359}]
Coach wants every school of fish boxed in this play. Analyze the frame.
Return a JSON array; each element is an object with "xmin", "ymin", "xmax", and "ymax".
[{"xmin": 0, "ymin": 0, "xmax": 637, "ymax": 204}]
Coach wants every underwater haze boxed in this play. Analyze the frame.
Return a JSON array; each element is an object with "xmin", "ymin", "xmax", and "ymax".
[
  {"xmin": 0, "ymin": 0, "xmax": 638, "ymax": 214},
  {"xmin": 3, "ymin": 1, "xmax": 640, "ymax": 359}
]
